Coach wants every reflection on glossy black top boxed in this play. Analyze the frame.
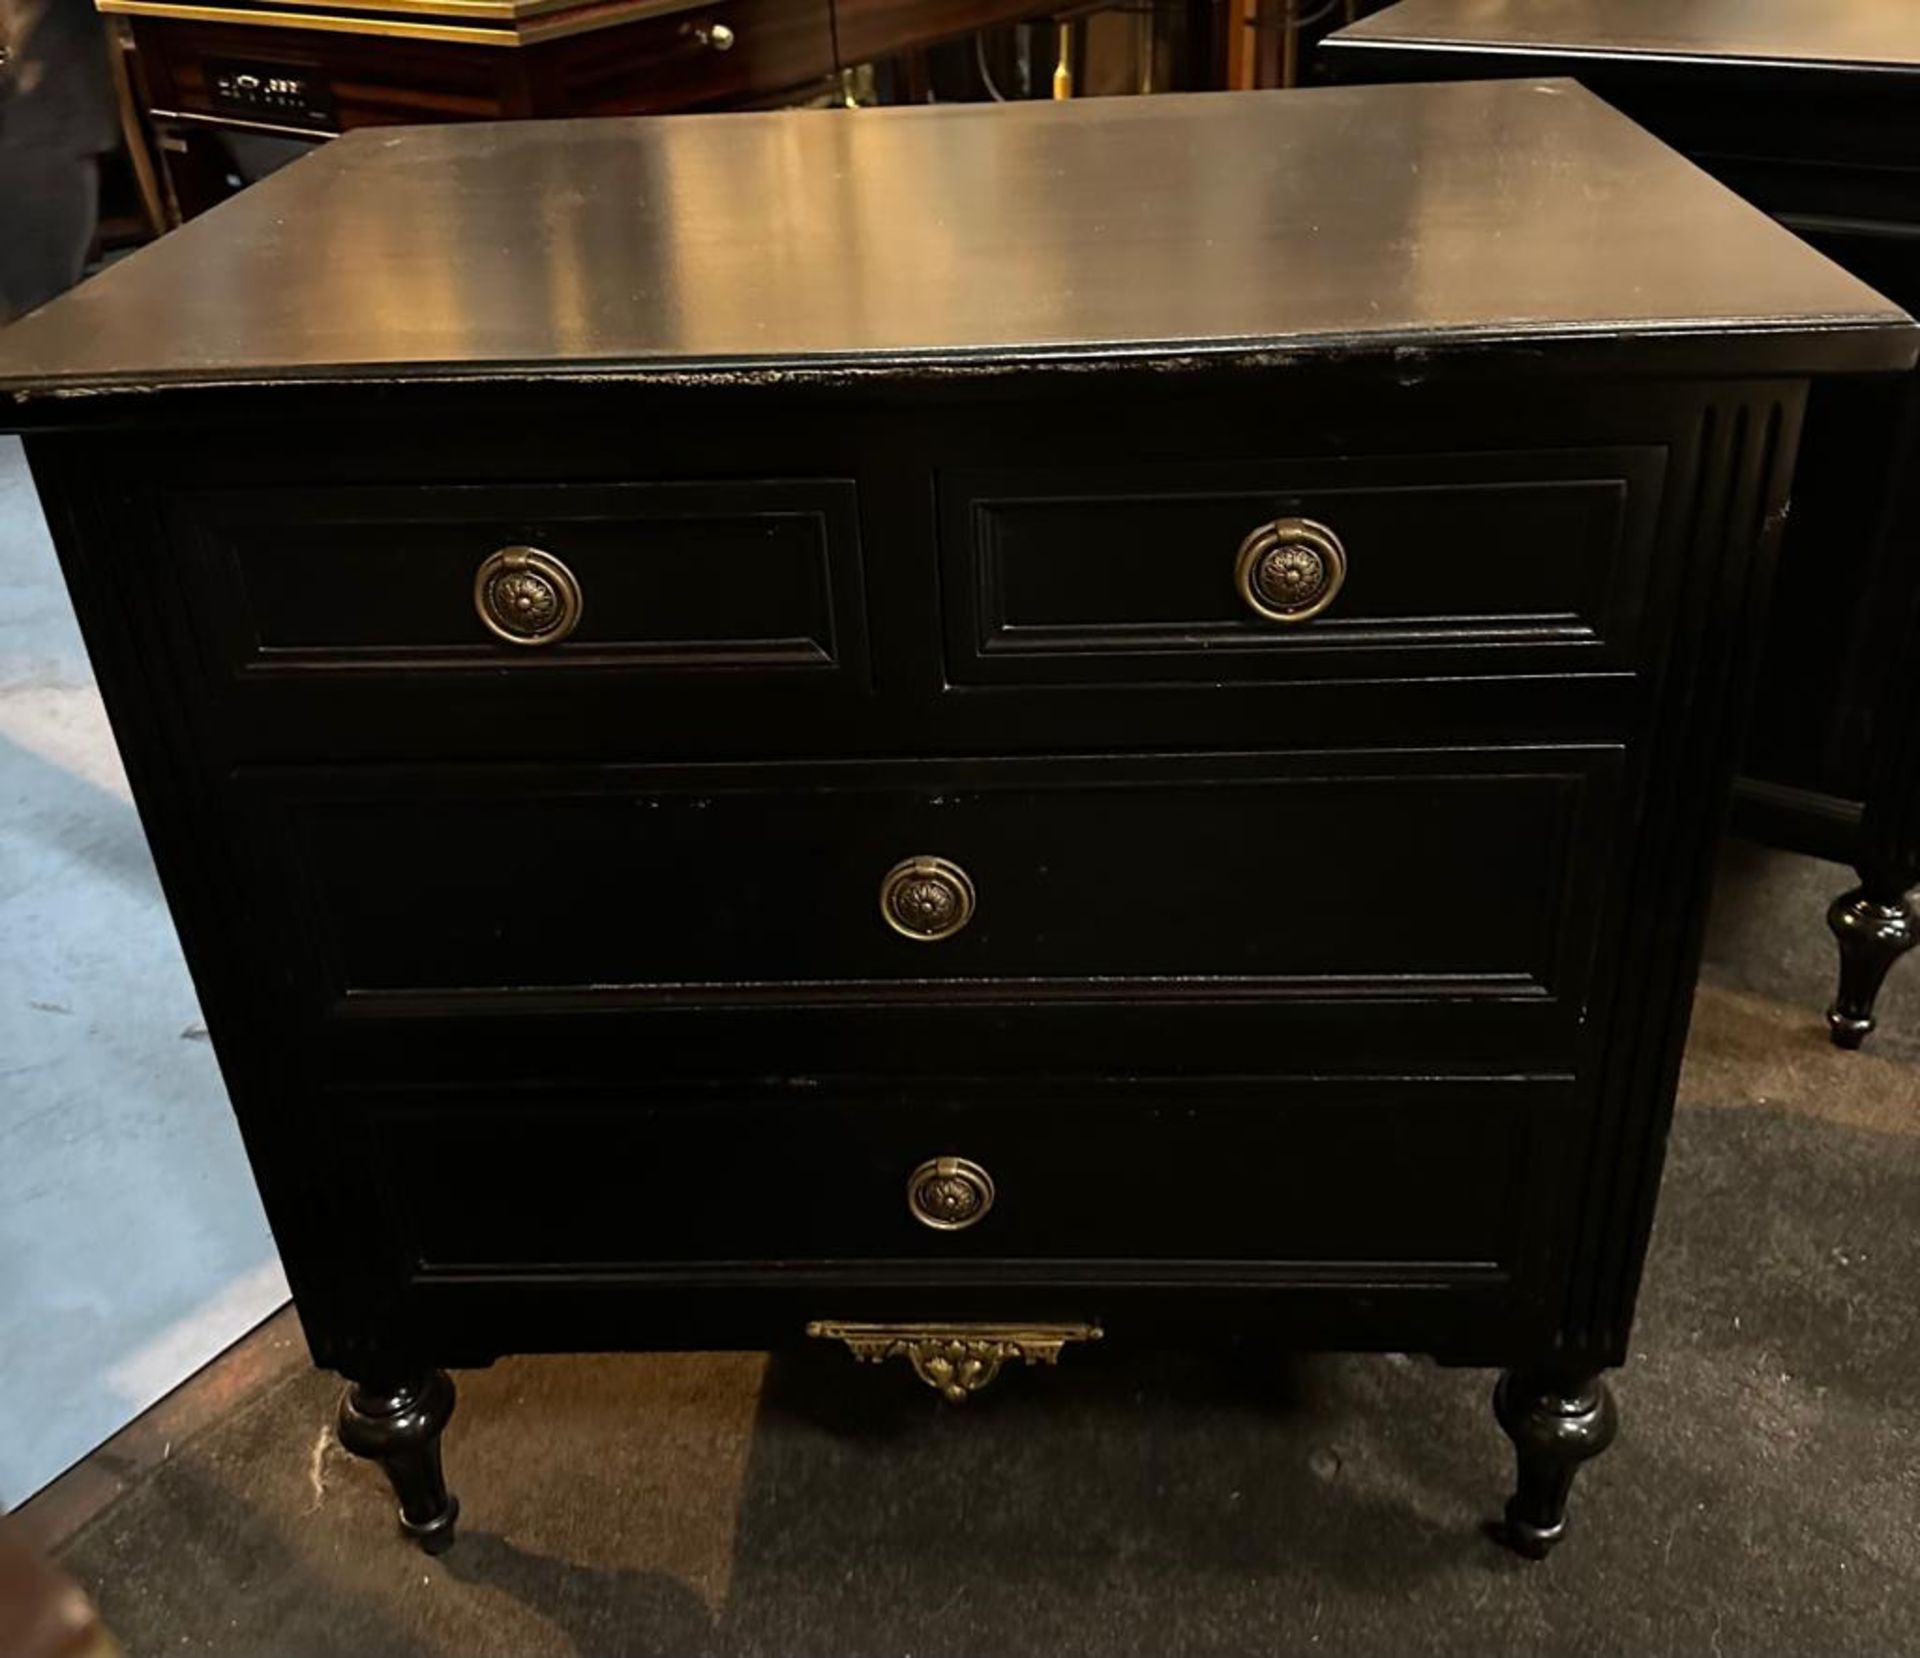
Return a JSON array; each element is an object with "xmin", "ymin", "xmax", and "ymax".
[
  {"xmin": 0, "ymin": 79, "xmax": 1913, "ymax": 399},
  {"xmin": 1332, "ymin": 0, "xmax": 1920, "ymax": 75}
]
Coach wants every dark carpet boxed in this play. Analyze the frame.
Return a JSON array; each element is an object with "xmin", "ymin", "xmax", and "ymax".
[{"xmin": 47, "ymin": 846, "xmax": 1920, "ymax": 1656}]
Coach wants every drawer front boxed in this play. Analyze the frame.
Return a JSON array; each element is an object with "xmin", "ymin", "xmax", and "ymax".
[
  {"xmin": 362, "ymin": 1078, "xmax": 1571, "ymax": 1277},
  {"xmin": 256, "ymin": 747, "xmax": 1620, "ymax": 1012},
  {"xmin": 553, "ymin": 0, "xmax": 841, "ymax": 115},
  {"xmin": 940, "ymin": 448, "xmax": 1664, "ymax": 686},
  {"xmin": 170, "ymin": 477, "xmax": 867, "ymax": 685}
]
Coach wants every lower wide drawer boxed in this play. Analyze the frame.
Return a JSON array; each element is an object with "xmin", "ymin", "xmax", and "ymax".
[{"xmin": 362, "ymin": 1078, "xmax": 1572, "ymax": 1278}]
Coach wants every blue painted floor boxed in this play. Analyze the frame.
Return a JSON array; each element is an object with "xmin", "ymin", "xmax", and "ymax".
[{"xmin": 0, "ymin": 434, "xmax": 287, "ymax": 1503}]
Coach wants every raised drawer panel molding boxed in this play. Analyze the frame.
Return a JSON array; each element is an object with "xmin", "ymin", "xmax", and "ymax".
[
  {"xmin": 943, "ymin": 449, "xmax": 1666, "ymax": 684},
  {"xmin": 256, "ymin": 747, "xmax": 1619, "ymax": 1009},
  {"xmin": 364, "ymin": 1078, "xmax": 1569, "ymax": 1279},
  {"xmin": 171, "ymin": 480, "xmax": 867, "ymax": 676}
]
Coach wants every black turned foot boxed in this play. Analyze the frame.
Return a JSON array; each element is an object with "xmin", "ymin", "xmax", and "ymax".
[
  {"xmin": 337, "ymin": 1370, "xmax": 459, "ymax": 1554},
  {"xmin": 1492, "ymin": 1370, "xmax": 1617, "ymax": 1559},
  {"xmin": 1826, "ymin": 887, "xmax": 1916, "ymax": 1049}
]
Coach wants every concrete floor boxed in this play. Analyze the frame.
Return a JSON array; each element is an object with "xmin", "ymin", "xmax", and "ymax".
[
  {"xmin": 18, "ymin": 837, "xmax": 1920, "ymax": 1655},
  {"xmin": 0, "ymin": 435, "xmax": 286, "ymax": 1503}
]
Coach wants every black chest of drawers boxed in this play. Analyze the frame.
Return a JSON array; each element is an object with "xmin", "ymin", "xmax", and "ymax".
[
  {"xmin": 3, "ymin": 85, "xmax": 1913, "ymax": 1561},
  {"xmin": 1325, "ymin": 0, "xmax": 1920, "ymax": 1050}
]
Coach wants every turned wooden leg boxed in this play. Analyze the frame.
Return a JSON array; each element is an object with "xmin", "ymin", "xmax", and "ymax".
[
  {"xmin": 1826, "ymin": 886, "xmax": 1916, "ymax": 1049},
  {"xmin": 336, "ymin": 1369, "xmax": 459, "ymax": 1554},
  {"xmin": 1827, "ymin": 375, "xmax": 1920, "ymax": 1052},
  {"xmin": 1492, "ymin": 1369, "xmax": 1617, "ymax": 1559}
]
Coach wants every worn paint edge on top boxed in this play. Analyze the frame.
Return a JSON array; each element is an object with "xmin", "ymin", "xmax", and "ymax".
[{"xmin": 3, "ymin": 313, "xmax": 1915, "ymax": 406}]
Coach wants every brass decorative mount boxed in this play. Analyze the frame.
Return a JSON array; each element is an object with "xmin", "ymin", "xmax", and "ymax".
[{"xmin": 805, "ymin": 1320, "xmax": 1103, "ymax": 1403}]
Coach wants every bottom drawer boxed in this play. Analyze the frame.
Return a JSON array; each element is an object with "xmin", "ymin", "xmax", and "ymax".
[{"xmin": 360, "ymin": 1078, "xmax": 1573, "ymax": 1278}]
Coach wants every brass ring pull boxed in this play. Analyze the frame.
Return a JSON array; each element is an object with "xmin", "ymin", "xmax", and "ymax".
[
  {"xmin": 1233, "ymin": 516, "xmax": 1346, "ymax": 623},
  {"xmin": 879, "ymin": 855, "xmax": 975, "ymax": 942},
  {"xmin": 474, "ymin": 546, "xmax": 582, "ymax": 646},
  {"xmin": 907, "ymin": 1156, "xmax": 995, "ymax": 1231}
]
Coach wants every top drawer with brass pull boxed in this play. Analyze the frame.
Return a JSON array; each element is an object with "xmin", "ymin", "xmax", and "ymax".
[
  {"xmin": 163, "ymin": 478, "xmax": 870, "ymax": 758},
  {"xmin": 940, "ymin": 447, "xmax": 1666, "ymax": 688}
]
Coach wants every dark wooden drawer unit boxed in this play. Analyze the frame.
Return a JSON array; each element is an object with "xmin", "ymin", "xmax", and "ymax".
[
  {"xmin": 122, "ymin": 0, "xmax": 840, "ymax": 137},
  {"xmin": 112, "ymin": 0, "xmax": 1079, "ymax": 223},
  {"xmin": 4, "ymin": 87, "xmax": 1912, "ymax": 1564},
  {"xmin": 1323, "ymin": 0, "xmax": 1920, "ymax": 1052}
]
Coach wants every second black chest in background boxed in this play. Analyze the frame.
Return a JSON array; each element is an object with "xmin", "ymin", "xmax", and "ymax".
[{"xmin": 1324, "ymin": 0, "xmax": 1920, "ymax": 1048}]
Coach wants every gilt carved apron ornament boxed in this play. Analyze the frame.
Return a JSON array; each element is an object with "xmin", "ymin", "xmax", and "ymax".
[{"xmin": 806, "ymin": 1322, "xmax": 1104, "ymax": 1403}]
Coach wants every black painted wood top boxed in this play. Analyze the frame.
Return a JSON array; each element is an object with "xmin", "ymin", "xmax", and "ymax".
[
  {"xmin": 0, "ymin": 81, "xmax": 1913, "ymax": 406},
  {"xmin": 1330, "ymin": 0, "xmax": 1920, "ymax": 77}
]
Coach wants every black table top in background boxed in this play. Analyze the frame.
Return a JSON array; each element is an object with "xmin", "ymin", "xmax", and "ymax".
[{"xmin": 1329, "ymin": 0, "xmax": 1920, "ymax": 77}]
